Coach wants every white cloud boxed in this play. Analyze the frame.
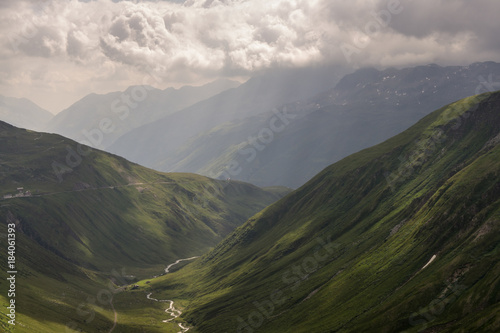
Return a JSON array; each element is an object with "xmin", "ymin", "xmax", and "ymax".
[{"xmin": 0, "ymin": 0, "xmax": 499, "ymax": 112}]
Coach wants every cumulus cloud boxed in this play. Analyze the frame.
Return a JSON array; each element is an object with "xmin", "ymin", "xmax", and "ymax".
[{"xmin": 0, "ymin": 0, "xmax": 499, "ymax": 112}]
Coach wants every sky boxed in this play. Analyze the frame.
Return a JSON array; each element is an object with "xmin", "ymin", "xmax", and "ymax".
[{"xmin": 1, "ymin": 0, "xmax": 499, "ymax": 114}]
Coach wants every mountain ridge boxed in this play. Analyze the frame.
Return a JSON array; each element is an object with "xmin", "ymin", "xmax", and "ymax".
[
  {"xmin": 107, "ymin": 65, "xmax": 348, "ymax": 168},
  {"xmin": 0, "ymin": 95, "xmax": 53, "ymax": 131},
  {"xmin": 158, "ymin": 61, "xmax": 500, "ymax": 188},
  {"xmin": 44, "ymin": 78, "xmax": 241, "ymax": 149}
]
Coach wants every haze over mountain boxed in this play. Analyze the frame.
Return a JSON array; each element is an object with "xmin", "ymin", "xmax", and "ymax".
[
  {"xmin": 126, "ymin": 90, "xmax": 500, "ymax": 332},
  {"xmin": 119, "ymin": 61, "xmax": 500, "ymax": 189},
  {"xmin": 0, "ymin": 121, "xmax": 287, "ymax": 332},
  {"xmin": 0, "ymin": 95, "xmax": 53, "ymax": 131},
  {"xmin": 44, "ymin": 79, "xmax": 240, "ymax": 149},
  {"xmin": 107, "ymin": 65, "xmax": 348, "ymax": 168}
]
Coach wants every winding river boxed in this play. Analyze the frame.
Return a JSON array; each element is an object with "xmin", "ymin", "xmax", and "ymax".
[{"xmin": 147, "ymin": 256, "xmax": 199, "ymax": 332}]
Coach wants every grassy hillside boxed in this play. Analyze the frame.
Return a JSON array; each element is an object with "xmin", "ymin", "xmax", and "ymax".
[
  {"xmin": 0, "ymin": 122, "xmax": 287, "ymax": 332},
  {"xmin": 132, "ymin": 91, "xmax": 500, "ymax": 332}
]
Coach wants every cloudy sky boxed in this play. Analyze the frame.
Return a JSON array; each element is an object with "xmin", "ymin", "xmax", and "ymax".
[{"xmin": 1, "ymin": 0, "xmax": 499, "ymax": 114}]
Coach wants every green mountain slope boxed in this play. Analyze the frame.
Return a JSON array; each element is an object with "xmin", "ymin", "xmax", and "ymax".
[
  {"xmin": 0, "ymin": 122, "xmax": 287, "ymax": 332},
  {"xmin": 135, "ymin": 91, "xmax": 500, "ymax": 332}
]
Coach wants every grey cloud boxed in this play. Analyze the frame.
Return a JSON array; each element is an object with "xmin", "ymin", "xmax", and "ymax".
[
  {"xmin": 4, "ymin": 0, "xmax": 497, "ymax": 74},
  {"xmin": 92, "ymin": 0, "xmax": 324, "ymax": 77},
  {"xmin": 317, "ymin": 0, "xmax": 500, "ymax": 67},
  {"xmin": 374, "ymin": 0, "xmax": 500, "ymax": 61},
  {"xmin": 1, "ymin": 0, "xmax": 500, "ymax": 111},
  {"xmin": 109, "ymin": 18, "xmax": 131, "ymax": 41},
  {"xmin": 67, "ymin": 30, "xmax": 90, "ymax": 58},
  {"xmin": 387, "ymin": 0, "xmax": 499, "ymax": 39},
  {"xmin": 17, "ymin": 26, "xmax": 65, "ymax": 58}
]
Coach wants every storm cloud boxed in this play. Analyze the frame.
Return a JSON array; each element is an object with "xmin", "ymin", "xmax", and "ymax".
[{"xmin": 0, "ymin": 0, "xmax": 499, "ymax": 112}]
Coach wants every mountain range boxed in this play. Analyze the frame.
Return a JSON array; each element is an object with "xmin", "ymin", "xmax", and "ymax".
[
  {"xmin": 153, "ymin": 62, "xmax": 500, "ymax": 188},
  {"xmin": 44, "ymin": 79, "xmax": 241, "ymax": 149},
  {"xmin": 125, "ymin": 90, "xmax": 500, "ymax": 332},
  {"xmin": 1, "ymin": 63, "xmax": 500, "ymax": 333},
  {"xmin": 42, "ymin": 63, "xmax": 500, "ymax": 190},
  {"xmin": 106, "ymin": 65, "xmax": 348, "ymax": 169}
]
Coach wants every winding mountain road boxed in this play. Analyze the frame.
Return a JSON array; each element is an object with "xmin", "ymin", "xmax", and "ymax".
[{"xmin": 0, "ymin": 181, "xmax": 174, "ymax": 201}]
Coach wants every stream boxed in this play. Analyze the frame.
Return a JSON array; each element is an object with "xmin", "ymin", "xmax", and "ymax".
[{"xmin": 147, "ymin": 256, "xmax": 199, "ymax": 332}]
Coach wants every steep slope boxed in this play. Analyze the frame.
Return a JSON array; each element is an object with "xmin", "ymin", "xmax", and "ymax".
[
  {"xmin": 0, "ymin": 121, "xmax": 287, "ymax": 332},
  {"xmin": 159, "ymin": 62, "xmax": 500, "ymax": 188},
  {"xmin": 133, "ymin": 90, "xmax": 500, "ymax": 332},
  {"xmin": 44, "ymin": 79, "xmax": 240, "ymax": 149},
  {"xmin": 108, "ymin": 65, "xmax": 348, "ymax": 168},
  {"xmin": 0, "ymin": 95, "xmax": 53, "ymax": 131}
]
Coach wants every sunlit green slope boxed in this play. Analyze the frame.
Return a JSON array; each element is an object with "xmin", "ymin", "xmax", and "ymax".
[{"xmin": 139, "ymin": 91, "xmax": 500, "ymax": 333}]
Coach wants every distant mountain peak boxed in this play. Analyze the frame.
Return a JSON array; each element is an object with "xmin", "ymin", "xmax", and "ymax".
[{"xmin": 0, "ymin": 94, "xmax": 53, "ymax": 131}]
